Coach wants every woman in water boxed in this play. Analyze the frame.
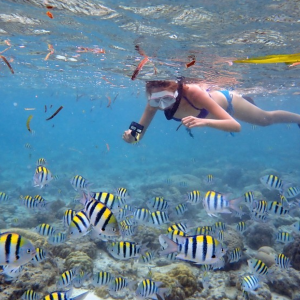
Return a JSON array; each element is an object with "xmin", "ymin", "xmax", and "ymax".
[{"xmin": 122, "ymin": 80, "xmax": 300, "ymax": 143}]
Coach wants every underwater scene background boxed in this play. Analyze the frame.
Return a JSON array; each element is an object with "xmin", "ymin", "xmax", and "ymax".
[{"xmin": 1, "ymin": 0, "xmax": 300, "ymax": 300}]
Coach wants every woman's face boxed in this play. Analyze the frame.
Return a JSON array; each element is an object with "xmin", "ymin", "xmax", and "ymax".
[{"xmin": 147, "ymin": 89, "xmax": 178, "ymax": 109}]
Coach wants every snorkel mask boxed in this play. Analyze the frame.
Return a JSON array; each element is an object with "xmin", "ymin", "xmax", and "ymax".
[{"xmin": 148, "ymin": 90, "xmax": 178, "ymax": 109}]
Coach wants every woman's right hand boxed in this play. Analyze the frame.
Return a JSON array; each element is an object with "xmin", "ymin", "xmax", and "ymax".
[{"xmin": 122, "ymin": 129, "xmax": 136, "ymax": 144}]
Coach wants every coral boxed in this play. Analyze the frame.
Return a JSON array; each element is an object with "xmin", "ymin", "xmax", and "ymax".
[
  {"xmin": 283, "ymin": 235, "xmax": 300, "ymax": 271},
  {"xmin": 255, "ymin": 246, "xmax": 276, "ymax": 267},
  {"xmin": 244, "ymin": 223, "xmax": 275, "ymax": 250},
  {"xmin": 95, "ymin": 286, "xmax": 108, "ymax": 298},
  {"xmin": 64, "ymin": 251, "xmax": 93, "ymax": 274},
  {"xmin": 268, "ymin": 267, "xmax": 300, "ymax": 298},
  {"xmin": 153, "ymin": 263, "xmax": 198, "ymax": 300}
]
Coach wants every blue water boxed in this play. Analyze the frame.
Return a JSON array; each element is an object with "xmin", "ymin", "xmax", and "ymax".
[{"xmin": 1, "ymin": 0, "xmax": 300, "ymax": 298}]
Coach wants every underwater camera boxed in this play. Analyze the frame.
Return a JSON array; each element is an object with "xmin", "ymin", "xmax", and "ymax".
[{"xmin": 129, "ymin": 121, "xmax": 144, "ymax": 140}]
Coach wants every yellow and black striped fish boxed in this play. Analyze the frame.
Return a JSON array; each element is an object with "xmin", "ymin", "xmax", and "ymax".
[
  {"xmin": 63, "ymin": 209, "xmax": 77, "ymax": 228},
  {"xmin": 85, "ymin": 199, "xmax": 119, "ymax": 237},
  {"xmin": 0, "ymin": 232, "xmax": 36, "ymax": 266},
  {"xmin": 0, "ymin": 192, "xmax": 9, "ymax": 202},
  {"xmin": 69, "ymin": 211, "xmax": 90, "ymax": 239},
  {"xmin": 34, "ymin": 223, "xmax": 55, "ymax": 236},
  {"xmin": 159, "ymin": 234, "xmax": 226, "ymax": 265},
  {"xmin": 33, "ymin": 166, "xmax": 53, "ymax": 189},
  {"xmin": 107, "ymin": 241, "xmax": 142, "ymax": 260},
  {"xmin": 70, "ymin": 175, "xmax": 90, "ymax": 191},
  {"xmin": 36, "ymin": 158, "xmax": 47, "ymax": 166},
  {"xmin": 91, "ymin": 192, "xmax": 122, "ymax": 210},
  {"xmin": 57, "ymin": 268, "xmax": 78, "ymax": 288},
  {"xmin": 92, "ymin": 271, "xmax": 113, "ymax": 287}
]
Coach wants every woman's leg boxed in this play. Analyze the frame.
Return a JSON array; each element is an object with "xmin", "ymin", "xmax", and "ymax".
[{"xmin": 232, "ymin": 93, "xmax": 300, "ymax": 126}]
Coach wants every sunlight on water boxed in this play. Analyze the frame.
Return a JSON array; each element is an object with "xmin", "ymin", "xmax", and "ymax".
[{"xmin": 1, "ymin": 1, "xmax": 300, "ymax": 300}]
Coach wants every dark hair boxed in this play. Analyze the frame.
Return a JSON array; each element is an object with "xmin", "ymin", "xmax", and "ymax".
[{"xmin": 145, "ymin": 81, "xmax": 178, "ymax": 96}]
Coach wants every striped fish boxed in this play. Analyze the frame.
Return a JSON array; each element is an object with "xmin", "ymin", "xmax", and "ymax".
[
  {"xmin": 36, "ymin": 158, "xmax": 47, "ymax": 166},
  {"xmin": 149, "ymin": 210, "xmax": 170, "ymax": 226},
  {"xmin": 268, "ymin": 201, "xmax": 289, "ymax": 216},
  {"xmin": 203, "ymin": 191, "xmax": 243, "ymax": 217},
  {"xmin": 21, "ymin": 195, "xmax": 42, "ymax": 210},
  {"xmin": 247, "ymin": 258, "xmax": 268, "ymax": 277},
  {"xmin": 167, "ymin": 230, "xmax": 186, "ymax": 243},
  {"xmin": 167, "ymin": 223, "xmax": 189, "ymax": 234},
  {"xmin": 275, "ymin": 253, "xmax": 291, "ymax": 269},
  {"xmin": 0, "ymin": 192, "xmax": 9, "ymax": 202},
  {"xmin": 34, "ymin": 223, "xmax": 55, "ymax": 236},
  {"xmin": 31, "ymin": 247, "xmax": 47, "ymax": 265},
  {"xmin": 186, "ymin": 190, "xmax": 202, "ymax": 204},
  {"xmin": 57, "ymin": 268, "xmax": 78, "ymax": 288},
  {"xmin": 115, "ymin": 187, "xmax": 130, "ymax": 202},
  {"xmin": 236, "ymin": 221, "xmax": 247, "ymax": 233},
  {"xmin": 283, "ymin": 186, "xmax": 300, "ymax": 199},
  {"xmin": 108, "ymin": 276, "xmax": 129, "ymax": 293},
  {"xmin": 63, "ymin": 209, "xmax": 77, "ymax": 228},
  {"xmin": 260, "ymin": 175, "xmax": 284, "ymax": 192},
  {"xmin": 108, "ymin": 276, "xmax": 129, "ymax": 294},
  {"xmin": 48, "ymin": 233, "xmax": 67, "ymax": 245},
  {"xmin": 139, "ymin": 251, "xmax": 155, "ymax": 264},
  {"xmin": 191, "ymin": 226, "xmax": 213, "ymax": 236},
  {"xmin": 251, "ymin": 211, "xmax": 268, "ymax": 223},
  {"xmin": 1, "ymin": 264, "xmax": 24, "ymax": 278},
  {"xmin": 228, "ymin": 247, "xmax": 242, "ymax": 263},
  {"xmin": 41, "ymin": 291, "xmax": 72, "ymax": 300},
  {"xmin": 120, "ymin": 224, "xmax": 136, "ymax": 237},
  {"xmin": 85, "ymin": 199, "xmax": 119, "ymax": 236},
  {"xmin": 146, "ymin": 197, "xmax": 169, "ymax": 211},
  {"xmin": 33, "ymin": 195, "xmax": 47, "ymax": 208},
  {"xmin": 213, "ymin": 222, "xmax": 226, "ymax": 232},
  {"xmin": 25, "ymin": 143, "xmax": 32, "ymax": 149},
  {"xmin": 252, "ymin": 200, "xmax": 268, "ymax": 214},
  {"xmin": 275, "ymin": 231, "xmax": 294, "ymax": 243},
  {"xmin": 117, "ymin": 208, "xmax": 133, "ymax": 220},
  {"xmin": 21, "ymin": 289, "xmax": 39, "ymax": 300},
  {"xmin": 91, "ymin": 192, "xmax": 122, "ymax": 210},
  {"xmin": 243, "ymin": 191, "xmax": 256, "ymax": 206},
  {"xmin": 92, "ymin": 271, "xmax": 113, "ymax": 286},
  {"xmin": 159, "ymin": 234, "xmax": 226, "ymax": 265},
  {"xmin": 69, "ymin": 211, "xmax": 91, "ymax": 239},
  {"xmin": 203, "ymin": 174, "xmax": 214, "ymax": 185},
  {"xmin": 135, "ymin": 279, "xmax": 169, "ymax": 300},
  {"xmin": 174, "ymin": 203, "xmax": 188, "ymax": 216},
  {"xmin": 107, "ymin": 241, "xmax": 142, "ymax": 260},
  {"xmin": 241, "ymin": 275, "xmax": 260, "ymax": 293},
  {"xmin": 70, "ymin": 175, "xmax": 90, "ymax": 191},
  {"xmin": 133, "ymin": 208, "xmax": 150, "ymax": 223},
  {"xmin": 0, "ymin": 232, "xmax": 36, "ymax": 266},
  {"xmin": 33, "ymin": 166, "xmax": 53, "ymax": 189}
]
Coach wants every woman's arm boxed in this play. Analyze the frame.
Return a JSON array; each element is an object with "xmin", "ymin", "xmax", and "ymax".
[
  {"xmin": 122, "ymin": 104, "xmax": 158, "ymax": 143},
  {"xmin": 182, "ymin": 85, "xmax": 241, "ymax": 132}
]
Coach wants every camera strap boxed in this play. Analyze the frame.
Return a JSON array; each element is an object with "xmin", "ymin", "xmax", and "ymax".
[{"xmin": 164, "ymin": 80, "xmax": 183, "ymax": 120}]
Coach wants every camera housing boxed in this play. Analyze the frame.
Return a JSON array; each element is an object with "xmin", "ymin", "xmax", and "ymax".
[{"xmin": 129, "ymin": 121, "xmax": 144, "ymax": 140}]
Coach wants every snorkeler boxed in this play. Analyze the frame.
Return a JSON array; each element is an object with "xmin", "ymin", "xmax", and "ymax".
[{"xmin": 122, "ymin": 80, "xmax": 300, "ymax": 143}]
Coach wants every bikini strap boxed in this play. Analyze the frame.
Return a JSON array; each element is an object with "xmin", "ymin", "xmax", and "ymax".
[{"xmin": 164, "ymin": 80, "xmax": 183, "ymax": 120}]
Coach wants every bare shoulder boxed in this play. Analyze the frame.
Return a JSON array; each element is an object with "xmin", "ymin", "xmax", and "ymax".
[{"xmin": 186, "ymin": 84, "xmax": 207, "ymax": 99}]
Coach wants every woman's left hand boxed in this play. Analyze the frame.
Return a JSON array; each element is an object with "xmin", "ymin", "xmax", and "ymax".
[{"xmin": 182, "ymin": 116, "xmax": 208, "ymax": 128}]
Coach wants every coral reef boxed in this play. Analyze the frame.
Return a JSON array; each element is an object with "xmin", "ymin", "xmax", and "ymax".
[
  {"xmin": 244, "ymin": 223, "xmax": 275, "ymax": 250},
  {"xmin": 283, "ymin": 235, "xmax": 300, "ymax": 271},
  {"xmin": 268, "ymin": 267, "xmax": 300, "ymax": 298},
  {"xmin": 64, "ymin": 251, "xmax": 93, "ymax": 274},
  {"xmin": 153, "ymin": 263, "xmax": 198, "ymax": 300},
  {"xmin": 255, "ymin": 246, "xmax": 276, "ymax": 267}
]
